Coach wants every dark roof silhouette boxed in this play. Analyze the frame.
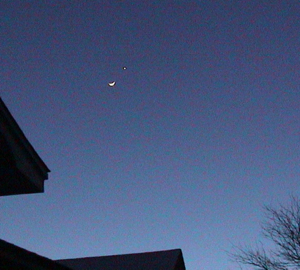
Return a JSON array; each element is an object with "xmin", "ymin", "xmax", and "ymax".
[
  {"xmin": 0, "ymin": 238, "xmax": 71, "ymax": 270},
  {"xmin": 57, "ymin": 249, "xmax": 186, "ymax": 270},
  {"xmin": 0, "ymin": 99, "xmax": 187, "ymax": 270},
  {"xmin": 0, "ymin": 97, "xmax": 50, "ymax": 196}
]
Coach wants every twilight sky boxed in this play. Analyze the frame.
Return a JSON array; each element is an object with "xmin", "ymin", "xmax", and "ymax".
[{"xmin": 1, "ymin": 1, "xmax": 300, "ymax": 270}]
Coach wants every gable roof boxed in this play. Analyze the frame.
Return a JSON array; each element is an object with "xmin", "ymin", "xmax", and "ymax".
[
  {"xmin": 0, "ymin": 238, "xmax": 71, "ymax": 270},
  {"xmin": 57, "ymin": 249, "xmax": 186, "ymax": 270},
  {"xmin": 0, "ymin": 97, "xmax": 50, "ymax": 196}
]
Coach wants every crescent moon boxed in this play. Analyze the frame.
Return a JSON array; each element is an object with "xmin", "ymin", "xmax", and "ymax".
[{"xmin": 108, "ymin": 81, "xmax": 116, "ymax": 87}]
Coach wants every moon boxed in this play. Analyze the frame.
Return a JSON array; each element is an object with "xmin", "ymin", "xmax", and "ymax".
[{"xmin": 108, "ymin": 81, "xmax": 116, "ymax": 87}]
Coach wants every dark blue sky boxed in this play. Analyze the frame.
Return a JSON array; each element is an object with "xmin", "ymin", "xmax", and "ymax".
[{"xmin": 1, "ymin": 1, "xmax": 300, "ymax": 270}]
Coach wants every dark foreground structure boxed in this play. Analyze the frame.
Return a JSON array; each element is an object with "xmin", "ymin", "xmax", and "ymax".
[
  {"xmin": 57, "ymin": 249, "xmax": 185, "ymax": 270},
  {"xmin": 0, "ymin": 239, "xmax": 71, "ymax": 270},
  {"xmin": 0, "ymin": 97, "xmax": 50, "ymax": 196},
  {"xmin": 0, "ymin": 97, "xmax": 186, "ymax": 270},
  {"xmin": 1, "ymin": 238, "xmax": 185, "ymax": 270}
]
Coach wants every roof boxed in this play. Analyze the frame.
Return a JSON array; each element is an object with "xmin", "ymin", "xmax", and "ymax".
[
  {"xmin": 56, "ymin": 249, "xmax": 186, "ymax": 270},
  {"xmin": 0, "ymin": 97, "xmax": 50, "ymax": 196},
  {"xmin": 0, "ymin": 238, "xmax": 72, "ymax": 270}
]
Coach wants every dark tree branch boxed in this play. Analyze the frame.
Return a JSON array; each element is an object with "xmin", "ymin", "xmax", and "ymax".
[
  {"xmin": 231, "ymin": 196, "xmax": 300, "ymax": 270},
  {"xmin": 230, "ymin": 245, "xmax": 287, "ymax": 270}
]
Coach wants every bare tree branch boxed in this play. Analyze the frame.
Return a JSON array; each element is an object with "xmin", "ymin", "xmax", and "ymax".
[
  {"xmin": 230, "ymin": 244, "xmax": 287, "ymax": 270},
  {"xmin": 231, "ymin": 196, "xmax": 300, "ymax": 270},
  {"xmin": 262, "ymin": 197, "xmax": 300, "ymax": 267}
]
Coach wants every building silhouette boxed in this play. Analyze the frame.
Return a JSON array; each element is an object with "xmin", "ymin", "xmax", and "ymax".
[{"xmin": 0, "ymin": 97, "xmax": 186, "ymax": 270}]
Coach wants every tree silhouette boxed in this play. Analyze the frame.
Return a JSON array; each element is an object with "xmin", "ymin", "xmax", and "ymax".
[{"xmin": 231, "ymin": 196, "xmax": 300, "ymax": 270}]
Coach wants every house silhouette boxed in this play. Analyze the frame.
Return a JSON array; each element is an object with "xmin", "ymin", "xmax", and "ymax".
[
  {"xmin": 0, "ymin": 97, "xmax": 186, "ymax": 270},
  {"xmin": 0, "ymin": 98, "xmax": 50, "ymax": 196}
]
